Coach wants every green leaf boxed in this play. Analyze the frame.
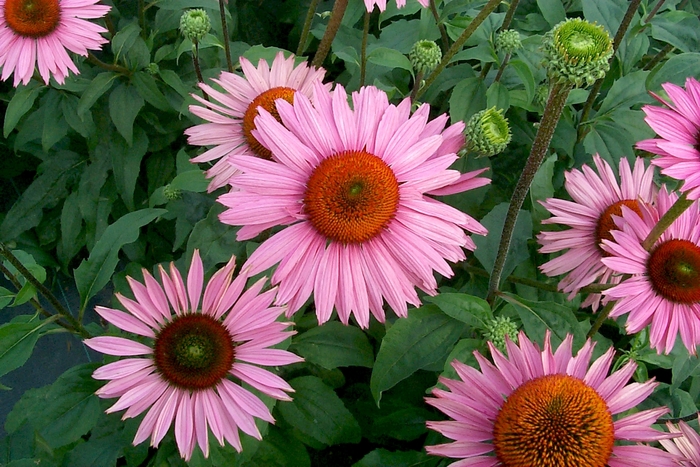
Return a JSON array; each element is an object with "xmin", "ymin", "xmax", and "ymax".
[
  {"xmin": 583, "ymin": 109, "xmax": 654, "ymax": 163},
  {"xmin": 41, "ymin": 90, "xmax": 69, "ymax": 152},
  {"xmin": 74, "ymin": 208, "xmax": 167, "ymax": 312},
  {"xmin": 486, "ymin": 81, "xmax": 510, "ymax": 111},
  {"xmin": 242, "ymin": 425, "xmax": 310, "ymax": 467},
  {"xmin": 170, "ymin": 169, "xmax": 209, "ymax": 193},
  {"xmin": 366, "ymin": 47, "xmax": 413, "ymax": 73},
  {"xmin": 0, "ymin": 286, "xmax": 13, "ymax": 309},
  {"xmin": 595, "ymin": 70, "xmax": 652, "ymax": 116},
  {"xmin": 0, "ymin": 319, "xmax": 55, "ymax": 379},
  {"xmin": 291, "ymin": 322, "xmax": 374, "ymax": 369},
  {"xmin": 370, "ymin": 306, "xmax": 467, "ymax": 405},
  {"xmin": 650, "ymin": 14, "xmax": 700, "ymax": 54},
  {"xmin": 449, "ymin": 77, "xmax": 487, "ymax": 124},
  {"xmin": 4, "ymin": 82, "xmax": 42, "ymax": 137},
  {"xmin": 530, "ymin": 153, "xmax": 556, "ymax": 224},
  {"xmin": 581, "ymin": 0, "xmax": 626, "ymax": 36},
  {"xmin": 105, "ymin": 125, "xmax": 149, "ymax": 210},
  {"xmin": 0, "ymin": 151, "xmax": 83, "ymax": 242},
  {"xmin": 59, "ymin": 192, "xmax": 84, "ymax": 264},
  {"xmin": 109, "ymin": 83, "xmax": 145, "ymax": 145},
  {"xmin": 111, "ymin": 21, "xmax": 142, "ymax": 62},
  {"xmin": 647, "ymin": 53, "xmax": 700, "ymax": 90},
  {"xmin": 131, "ymin": 71, "xmax": 172, "ymax": 112},
  {"xmin": 353, "ymin": 449, "xmax": 437, "ymax": 467},
  {"xmin": 186, "ymin": 204, "xmax": 246, "ymax": 267},
  {"xmin": 278, "ymin": 376, "xmax": 361, "ymax": 446},
  {"xmin": 537, "ymin": 0, "xmax": 565, "ymax": 27},
  {"xmin": 424, "ymin": 293, "xmax": 493, "ymax": 330},
  {"xmin": 61, "ymin": 93, "xmax": 95, "ymax": 138},
  {"xmin": 77, "ymin": 72, "xmax": 118, "ymax": 117},
  {"xmin": 510, "ymin": 59, "xmax": 535, "ymax": 103},
  {"xmin": 473, "ymin": 203, "xmax": 532, "ymax": 287}
]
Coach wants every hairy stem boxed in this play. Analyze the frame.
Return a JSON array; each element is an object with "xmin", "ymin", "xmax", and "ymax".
[
  {"xmin": 500, "ymin": 0, "xmax": 520, "ymax": 31},
  {"xmin": 219, "ymin": 0, "xmax": 234, "ymax": 72},
  {"xmin": 312, "ymin": 0, "xmax": 349, "ymax": 68},
  {"xmin": 429, "ymin": 0, "xmax": 450, "ymax": 54},
  {"xmin": 192, "ymin": 43, "xmax": 209, "ymax": 100},
  {"xmin": 487, "ymin": 81, "xmax": 572, "ymax": 304},
  {"xmin": 409, "ymin": 71, "xmax": 424, "ymax": 102},
  {"xmin": 642, "ymin": 192, "xmax": 694, "ymax": 251},
  {"xmin": 644, "ymin": 0, "xmax": 665, "ymax": 24},
  {"xmin": 297, "ymin": 0, "xmax": 322, "ymax": 55},
  {"xmin": 361, "ymin": 10, "xmax": 370, "ymax": 86},
  {"xmin": 643, "ymin": 43, "xmax": 674, "ymax": 71}
]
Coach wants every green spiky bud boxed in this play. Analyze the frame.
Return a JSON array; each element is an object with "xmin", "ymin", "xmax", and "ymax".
[
  {"xmin": 495, "ymin": 29, "xmax": 522, "ymax": 54},
  {"xmin": 483, "ymin": 316, "xmax": 519, "ymax": 353},
  {"xmin": 146, "ymin": 63, "xmax": 159, "ymax": 75},
  {"xmin": 163, "ymin": 184, "xmax": 182, "ymax": 201},
  {"xmin": 179, "ymin": 9, "xmax": 211, "ymax": 44},
  {"xmin": 542, "ymin": 18, "xmax": 613, "ymax": 88},
  {"xmin": 409, "ymin": 40, "xmax": 441, "ymax": 75},
  {"xmin": 534, "ymin": 84, "xmax": 550, "ymax": 108},
  {"xmin": 466, "ymin": 107, "xmax": 512, "ymax": 158}
]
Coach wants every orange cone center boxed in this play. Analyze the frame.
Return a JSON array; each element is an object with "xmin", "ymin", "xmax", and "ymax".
[
  {"xmin": 4, "ymin": 0, "xmax": 61, "ymax": 38},
  {"xmin": 242, "ymin": 86, "xmax": 296, "ymax": 160}
]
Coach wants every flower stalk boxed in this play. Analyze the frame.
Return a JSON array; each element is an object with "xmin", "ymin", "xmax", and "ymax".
[
  {"xmin": 642, "ymin": 191, "xmax": 695, "ymax": 251},
  {"xmin": 297, "ymin": 0, "xmax": 322, "ymax": 55},
  {"xmin": 587, "ymin": 302, "xmax": 615, "ymax": 338},
  {"xmin": 218, "ymin": 0, "xmax": 234, "ymax": 72},
  {"xmin": 312, "ymin": 0, "xmax": 349, "ymax": 68},
  {"xmin": 361, "ymin": 10, "xmax": 370, "ymax": 86}
]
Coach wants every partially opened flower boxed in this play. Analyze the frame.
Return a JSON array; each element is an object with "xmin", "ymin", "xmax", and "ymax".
[
  {"xmin": 426, "ymin": 331, "xmax": 676, "ymax": 467},
  {"xmin": 602, "ymin": 187, "xmax": 700, "ymax": 354},
  {"xmin": 660, "ymin": 417, "xmax": 700, "ymax": 466},
  {"xmin": 185, "ymin": 52, "xmax": 328, "ymax": 191},
  {"xmin": 84, "ymin": 251, "xmax": 301, "ymax": 460},
  {"xmin": 538, "ymin": 154, "xmax": 657, "ymax": 309},
  {"xmin": 0, "ymin": 0, "xmax": 110, "ymax": 86},
  {"xmin": 364, "ymin": 0, "xmax": 429, "ymax": 12},
  {"xmin": 218, "ymin": 83, "xmax": 489, "ymax": 328},
  {"xmin": 637, "ymin": 77, "xmax": 700, "ymax": 200}
]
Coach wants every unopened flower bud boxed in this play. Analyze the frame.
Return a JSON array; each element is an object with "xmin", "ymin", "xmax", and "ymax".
[
  {"xmin": 179, "ymin": 9, "xmax": 211, "ymax": 44},
  {"xmin": 495, "ymin": 29, "xmax": 522, "ymax": 54},
  {"xmin": 146, "ymin": 63, "xmax": 159, "ymax": 75},
  {"xmin": 483, "ymin": 316, "xmax": 519, "ymax": 353},
  {"xmin": 542, "ymin": 18, "xmax": 613, "ymax": 88},
  {"xmin": 409, "ymin": 40, "xmax": 441, "ymax": 75},
  {"xmin": 163, "ymin": 184, "xmax": 182, "ymax": 201},
  {"xmin": 466, "ymin": 107, "xmax": 512, "ymax": 158}
]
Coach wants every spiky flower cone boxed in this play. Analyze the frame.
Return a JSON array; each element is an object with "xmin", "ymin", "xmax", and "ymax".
[{"xmin": 466, "ymin": 107, "xmax": 512, "ymax": 158}]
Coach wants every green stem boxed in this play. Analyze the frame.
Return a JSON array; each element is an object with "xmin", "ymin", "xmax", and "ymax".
[
  {"xmin": 219, "ymin": 0, "xmax": 234, "ymax": 72},
  {"xmin": 487, "ymin": 81, "xmax": 573, "ymax": 304},
  {"xmin": 493, "ymin": 51, "xmax": 511, "ymax": 83},
  {"xmin": 192, "ymin": 43, "xmax": 209, "ymax": 100},
  {"xmin": 642, "ymin": 191, "xmax": 694, "ymax": 251},
  {"xmin": 312, "ymin": 0, "xmax": 349, "ymax": 68},
  {"xmin": 297, "ymin": 0, "xmax": 322, "ymax": 56},
  {"xmin": 587, "ymin": 302, "xmax": 615, "ymax": 339},
  {"xmin": 360, "ymin": 10, "xmax": 370, "ymax": 86},
  {"xmin": 429, "ymin": 0, "xmax": 450, "ymax": 54},
  {"xmin": 416, "ymin": 0, "xmax": 503, "ymax": 100},
  {"xmin": 86, "ymin": 53, "xmax": 130, "ymax": 75},
  {"xmin": 0, "ymin": 263, "xmax": 55, "ymax": 321}
]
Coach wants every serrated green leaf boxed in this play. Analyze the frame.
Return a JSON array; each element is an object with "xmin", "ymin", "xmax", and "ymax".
[
  {"xmin": 278, "ymin": 376, "xmax": 361, "ymax": 446},
  {"xmin": 74, "ymin": 208, "xmax": 167, "ymax": 312},
  {"xmin": 291, "ymin": 322, "xmax": 374, "ymax": 369},
  {"xmin": 0, "ymin": 319, "xmax": 55, "ymax": 379},
  {"xmin": 370, "ymin": 306, "xmax": 466, "ymax": 405},
  {"xmin": 4, "ymin": 82, "xmax": 42, "ymax": 137},
  {"xmin": 424, "ymin": 293, "xmax": 493, "ymax": 330},
  {"xmin": 109, "ymin": 83, "xmax": 145, "ymax": 145},
  {"xmin": 77, "ymin": 72, "xmax": 118, "ymax": 117}
]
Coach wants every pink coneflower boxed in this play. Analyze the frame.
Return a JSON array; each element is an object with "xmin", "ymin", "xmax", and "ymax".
[
  {"xmin": 84, "ymin": 251, "xmax": 302, "ymax": 460},
  {"xmin": 218, "ymin": 82, "xmax": 489, "ymax": 328},
  {"xmin": 637, "ymin": 77, "xmax": 700, "ymax": 200},
  {"xmin": 0, "ymin": 0, "xmax": 110, "ymax": 86},
  {"xmin": 426, "ymin": 331, "xmax": 676, "ymax": 467},
  {"xmin": 537, "ymin": 154, "xmax": 657, "ymax": 309},
  {"xmin": 364, "ymin": 0, "xmax": 429, "ymax": 12},
  {"xmin": 602, "ymin": 187, "xmax": 700, "ymax": 354},
  {"xmin": 185, "ymin": 52, "xmax": 328, "ymax": 191},
  {"xmin": 660, "ymin": 417, "xmax": 700, "ymax": 466}
]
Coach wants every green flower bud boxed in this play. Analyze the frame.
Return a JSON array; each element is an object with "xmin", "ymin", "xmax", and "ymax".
[
  {"xmin": 146, "ymin": 63, "xmax": 159, "ymax": 75},
  {"xmin": 179, "ymin": 9, "xmax": 211, "ymax": 44},
  {"xmin": 163, "ymin": 184, "xmax": 182, "ymax": 201},
  {"xmin": 495, "ymin": 29, "xmax": 522, "ymax": 54},
  {"xmin": 483, "ymin": 316, "xmax": 519, "ymax": 353},
  {"xmin": 409, "ymin": 40, "xmax": 441, "ymax": 75},
  {"xmin": 534, "ymin": 84, "xmax": 550, "ymax": 108},
  {"xmin": 542, "ymin": 18, "xmax": 613, "ymax": 88},
  {"xmin": 466, "ymin": 107, "xmax": 512, "ymax": 158}
]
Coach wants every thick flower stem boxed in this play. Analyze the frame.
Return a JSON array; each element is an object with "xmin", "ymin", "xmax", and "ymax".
[
  {"xmin": 500, "ymin": 0, "xmax": 520, "ymax": 31},
  {"xmin": 642, "ymin": 192, "xmax": 694, "ymax": 251},
  {"xmin": 219, "ymin": 0, "xmax": 234, "ymax": 72},
  {"xmin": 192, "ymin": 44, "xmax": 209, "ymax": 100},
  {"xmin": 360, "ymin": 10, "xmax": 370, "ymax": 86},
  {"xmin": 587, "ymin": 302, "xmax": 615, "ymax": 339},
  {"xmin": 312, "ymin": 0, "xmax": 349, "ymax": 68},
  {"xmin": 429, "ymin": 0, "xmax": 450, "ymax": 53},
  {"xmin": 416, "ymin": 0, "xmax": 503, "ymax": 101},
  {"xmin": 409, "ymin": 71, "xmax": 424, "ymax": 102},
  {"xmin": 297, "ymin": 0, "xmax": 322, "ymax": 55},
  {"xmin": 578, "ymin": 0, "xmax": 641, "ymax": 142},
  {"xmin": 487, "ymin": 81, "xmax": 572, "ymax": 304}
]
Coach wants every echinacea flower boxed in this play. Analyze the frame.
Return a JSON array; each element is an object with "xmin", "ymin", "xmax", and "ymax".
[
  {"xmin": 218, "ymin": 82, "xmax": 489, "ymax": 328},
  {"xmin": 660, "ymin": 417, "xmax": 700, "ymax": 466},
  {"xmin": 602, "ymin": 187, "xmax": 700, "ymax": 354},
  {"xmin": 0, "ymin": 0, "xmax": 110, "ymax": 86},
  {"xmin": 426, "ymin": 331, "xmax": 676, "ymax": 467},
  {"xmin": 537, "ymin": 154, "xmax": 657, "ymax": 309},
  {"xmin": 364, "ymin": 0, "xmax": 429, "ymax": 12},
  {"xmin": 637, "ymin": 77, "xmax": 700, "ymax": 200},
  {"xmin": 84, "ymin": 251, "xmax": 302, "ymax": 460},
  {"xmin": 185, "ymin": 52, "xmax": 328, "ymax": 191}
]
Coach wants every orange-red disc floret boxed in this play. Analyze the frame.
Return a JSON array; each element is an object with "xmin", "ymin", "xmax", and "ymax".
[
  {"xmin": 304, "ymin": 150, "xmax": 400, "ymax": 244},
  {"xmin": 242, "ymin": 86, "xmax": 296, "ymax": 160},
  {"xmin": 493, "ymin": 374, "xmax": 615, "ymax": 467},
  {"xmin": 648, "ymin": 239, "xmax": 700, "ymax": 304},
  {"xmin": 153, "ymin": 313, "xmax": 235, "ymax": 391},
  {"xmin": 4, "ymin": 0, "xmax": 60, "ymax": 38},
  {"xmin": 595, "ymin": 199, "xmax": 642, "ymax": 254}
]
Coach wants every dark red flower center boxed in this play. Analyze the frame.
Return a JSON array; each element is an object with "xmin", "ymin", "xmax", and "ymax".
[
  {"xmin": 595, "ymin": 199, "xmax": 642, "ymax": 254},
  {"xmin": 4, "ymin": 0, "xmax": 60, "ymax": 38},
  {"xmin": 153, "ymin": 313, "xmax": 235, "ymax": 390},
  {"xmin": 242, "ymin": 86, "xmax": 296, "ymax": 160},
  {"xmin": 304, "ymin": 149, "xmax": 400, "ymax": 244},
  {"xmin": 493, "ymin": 374, "xmax": 614, "ymax": 467},
  {"xmin": 648, "ymin": 239, "xmax": 700, "ymax": 304}
]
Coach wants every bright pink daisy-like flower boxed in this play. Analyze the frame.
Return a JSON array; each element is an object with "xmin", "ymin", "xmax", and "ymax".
[
  {"xmin": 537, "ymin": 154, "xmax": 657, "ymax": 309},
  {"xmin": 637, "ymin": 77, "xmax": 700, "ymax": 200},
  {"xmin": 601, "ymin": 187, "xmax": 700, "ymax": 354},
  {"xmin": 185, "ymin": 52, "xmax": 328, "ymax": 191},
  {"xmin": 364, "ymin": 0, "xmax": 429, "ymax": 12},
  {"xmin": 218, "ymin": 82, "xmax": 489, "ymax": 328},
  {"xmin": 660, "ymin": 416, "xmax": 700, "ymax": 466},
  {"xmin": 0, "ymin": 0, "xmax": 110, "ymax": 86},
  {"xmin": 84, "ymin": 250, "xmax": 302, "ymax": 460},
  {"xmin": 426, "ymin": 331, "xmax": 676, "ymax": 467}
]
